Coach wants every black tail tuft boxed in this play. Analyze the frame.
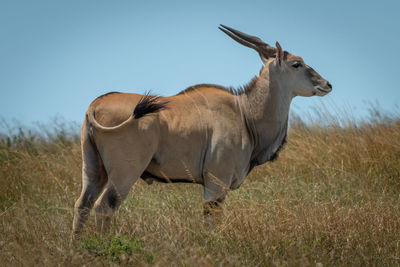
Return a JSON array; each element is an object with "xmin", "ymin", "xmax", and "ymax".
[{"xmin": 133, "ymin": 93, "xmax": 168, "ymax": 119}]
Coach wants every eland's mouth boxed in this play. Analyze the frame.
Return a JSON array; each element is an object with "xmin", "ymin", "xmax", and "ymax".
[{"xmin": 315, "ymin": 86, "xmax": 332, "ymax": 95}]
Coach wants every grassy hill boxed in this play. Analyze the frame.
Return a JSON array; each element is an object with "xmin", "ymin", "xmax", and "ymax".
[{"xmin": 0, "ymin": 112, "xmax": 399, "ymax": 266}]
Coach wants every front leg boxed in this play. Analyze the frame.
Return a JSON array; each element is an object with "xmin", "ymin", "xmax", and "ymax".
[
  {"xmin": 201, "ymin": 172, "xmax": 230, "ymax": 228},
  {"xmin": 202, "ymin": 196, "xmax": 225, "ymax": 228}
]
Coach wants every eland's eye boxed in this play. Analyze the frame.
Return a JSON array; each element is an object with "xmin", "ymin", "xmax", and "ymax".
[{"xmin": 292, "ymin": 62, "xmax": 302, "ymax": 68}]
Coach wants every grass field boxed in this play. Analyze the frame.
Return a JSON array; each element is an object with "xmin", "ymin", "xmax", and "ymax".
[{"xmin": 0, "ymin": 110, "xmax": 399, "ymax": 266}]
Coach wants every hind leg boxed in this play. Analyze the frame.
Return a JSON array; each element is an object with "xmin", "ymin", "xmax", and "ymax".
[
  {"xmin": 72, "ymin": 132, "xmax": 108, "ymax": 236},
  {"xmin": 94, "ymin": 180, "xmax": 132, "ymax": 232},
  {"xmin": 89, "ymin": 115, "xmax": 158, "ymax": 232},
  {"xmin": 93, "ymin": 137, "xmax": 155, "ymax": 232},
  {"xmin": 93, "ymin": 160, "xmax": 151, "ymax": 232},
  {"xmin": 93, "ymin": 183, "xmax": 115, "ymax": 231}
]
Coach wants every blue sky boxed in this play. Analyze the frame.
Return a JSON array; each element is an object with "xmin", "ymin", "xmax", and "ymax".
[{"xmin": 1, "ymin": 0, "xmax": 399, "ymax": 125}]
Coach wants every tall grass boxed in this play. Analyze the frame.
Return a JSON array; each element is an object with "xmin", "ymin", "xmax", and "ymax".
[{"xmin": 0, "ymin": 109, "xmax": 399, "ymax": 266}]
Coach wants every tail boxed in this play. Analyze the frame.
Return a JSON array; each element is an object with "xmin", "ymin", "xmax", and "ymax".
[{"xmin": 87, "ymin": 94, "xmax": 168, "ymax": 132}]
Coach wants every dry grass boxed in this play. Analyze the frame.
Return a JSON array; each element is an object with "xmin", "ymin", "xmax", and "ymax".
[{"xmin": 0, "ymin": 110, "xmax": 399, "ymax": 266}]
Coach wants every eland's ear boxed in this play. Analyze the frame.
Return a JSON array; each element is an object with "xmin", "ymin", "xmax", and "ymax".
[{"xmin": 275, "ymin": 41, "xmax": 283, "ymax": 67}]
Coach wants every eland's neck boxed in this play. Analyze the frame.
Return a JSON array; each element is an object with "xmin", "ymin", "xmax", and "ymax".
[{"xmin": 238, "ymin": 65, "xmax": 293, "ymax": 166}]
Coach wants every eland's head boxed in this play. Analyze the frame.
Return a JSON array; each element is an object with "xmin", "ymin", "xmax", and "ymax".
[{"xmin": 219, "ymin": 25, "xmax": 332, "ymax": 97}]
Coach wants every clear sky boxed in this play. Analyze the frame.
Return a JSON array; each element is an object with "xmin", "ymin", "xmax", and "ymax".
[{"xmin": 1, "ymin": 0, "xmax": 399, "ymax": 125}]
